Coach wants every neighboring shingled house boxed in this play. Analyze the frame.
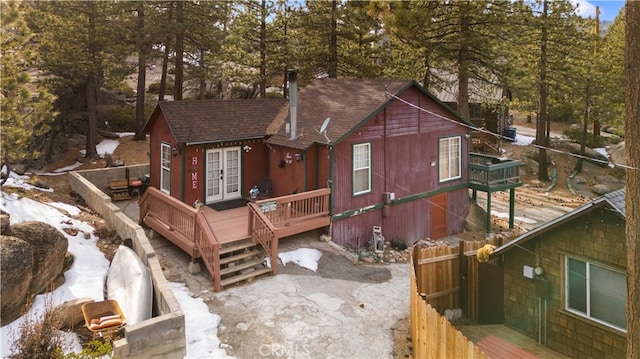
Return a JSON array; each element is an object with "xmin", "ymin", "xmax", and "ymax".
[{"xmin": 487, "ymin": 188, "xmax": 627, "ymax": 358}]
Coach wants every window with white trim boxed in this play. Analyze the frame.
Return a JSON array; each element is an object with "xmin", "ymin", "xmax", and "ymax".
[
  {"xmin": 353, "ymin": 143, "xmax": 371, "ymax": 195},
  {"xmin": 160, "ymin": 143, "xmax": 171, "ymax": 193},
  {"xmin": 565, "ymin": 256, "xmax": 627, "ymax": 331},
  {"xmin": 439, "ymin": 136, "xmax": 461, "ymax": 182}
]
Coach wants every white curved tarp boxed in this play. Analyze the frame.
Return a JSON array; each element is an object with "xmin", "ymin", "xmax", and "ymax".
[{"xmin": 107, "ymin": 245, "xmax": 152, "ymax": 325}]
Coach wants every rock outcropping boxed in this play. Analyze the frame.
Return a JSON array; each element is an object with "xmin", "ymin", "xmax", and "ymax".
[{"xmin": 0, "ymin": 212, "xmax": 69, "ymax": 326}]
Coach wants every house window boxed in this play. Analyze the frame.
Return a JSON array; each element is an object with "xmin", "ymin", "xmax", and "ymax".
[
  {"xmin": 565, "ymin": 256, "xmax": 627, "ymax": 331},
  {"xmin": 353, "ymin": 143, "xmax": 371, "ymax": 195},
  {"xmin": 439, "ymin": 136, "xmax": 461, "ymax": 182},
  {"xmin": 160, "ymin": 143, "xmax": 171, "ymax": 193}
]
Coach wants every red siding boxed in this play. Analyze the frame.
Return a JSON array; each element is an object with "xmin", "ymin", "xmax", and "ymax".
[
  {"xmin": 181, "ymin": 140, "xmax": 269, "ymax": 205},
  {"xmin": 268, "ymin": 144, "xmax": 306, "ymax": 197},
  {"xmin": 330, "ymin": 87, "xmax": 470, "ymax": 248},
  {"xmin": 148, "ymin": 112, "xmax": 270, "ymax": 205},
  {"xmin": 147, "ymin": 112, "xmax": 182, "ymax": 201}
]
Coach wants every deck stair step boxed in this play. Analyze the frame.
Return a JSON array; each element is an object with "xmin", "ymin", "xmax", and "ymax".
[
  {"xmin": 220, "ymin": 239, "xmax": 257, "ymax": 255},
  {"xmin": 220, "ymin": 257, "xmax": 266, "ymax": 276},
  {"xmin": 220, "ymin": 267, "xmax": 272, "ymax": 288},
  {"xmin": 219, "ymin": 249, "xmax": 262, "ymax": 265}
]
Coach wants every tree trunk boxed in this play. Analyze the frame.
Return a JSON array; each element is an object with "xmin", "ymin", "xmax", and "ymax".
[
  {"xmin": 174, "ymin": 1, "xmax": 184, "ymax": 101},
  {"xmin": 86, "ymin": 74, "xmax": 98, "ymax": 159},
  {"xmin": 85, "ymin": 6, "xmax": 98, "ymax": 159},
  {"xmin": 625, "ymin": 2, "xmax": 640, "ymax": 357},
  {"xmin": 159, "ymin": 4, "xmax": 173, "ymax": 102},
  {"xmin": 134, "ymin": 2, "xmax": 147, "ymax": 141},
  {"xmin": 536, "ymin": 0, "xmax": 549, "ymax": 182},
  {"xmin": 328, "ymin": 0, "xmax": 338, "ymax": 78},
  {"xmin": 456, "ymin": 2, "xmax": 471, "ymax": 119},
  {"xmin": 198, "ymin": 48, "xmax": 206, "ymax": 100},
  {"xmin": 259, "ymin": 0, "xmax": 267, "ymax": 99},
  {"xmin": 574, "ymin": 83, "xmax": 590, "ymax": 172}
]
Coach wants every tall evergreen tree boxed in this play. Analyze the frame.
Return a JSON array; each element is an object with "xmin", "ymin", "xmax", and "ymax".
[
  {"xmin": 625, "ymin": 2, "xmax": 640, "ymax": 357},
  {"xmin": 27, "ymin": 1, "xmax": 133, "ymax": 159},
  {"xmin": 1, "ymin": 0, "xmax": 56, "ymax": 177}
]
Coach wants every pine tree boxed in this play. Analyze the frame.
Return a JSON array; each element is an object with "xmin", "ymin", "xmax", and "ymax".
[
  {"xmin": 1, "ymin": 0, "xmax": 55, "ymax": 179},
  {"xmin": 625, "ymin": 2, "xmax": 640, "ymax": 357},
  {"xmin": 27, "ymin": 1, "xmax": 133, "ymax": 159}
]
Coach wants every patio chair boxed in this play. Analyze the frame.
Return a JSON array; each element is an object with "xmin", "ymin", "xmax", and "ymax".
[{"xmin": 258, "ymin": 177, "xmax": 272, "ymax": 199}]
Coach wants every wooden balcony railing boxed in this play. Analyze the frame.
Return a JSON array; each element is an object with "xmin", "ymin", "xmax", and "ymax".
[
  {"xmin": 468, "ymin": 153, "xmax": 521, "ymax": 188},
  {"xmin": 140, "ymin": 187, "xmax": 200, "ymax": 258},
  {"xmin": 248, "ymin": 188, "xmax": 331, "ymax": 273},
  {"xmin": 247, "ymin": 203, "xmax": 278, "ymax": 274},
  {"xmin": 140, "ymin": 187, "xmax": 330, "ymax": 290}
]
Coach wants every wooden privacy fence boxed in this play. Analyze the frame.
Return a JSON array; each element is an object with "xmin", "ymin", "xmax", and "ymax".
[
  {"xmin": 412, "ymin": 238, "xmax": 503, "ymax": 323},
  {"xmin": 410, "ymin": 253, "xmax": 488, "ymax": 359}
]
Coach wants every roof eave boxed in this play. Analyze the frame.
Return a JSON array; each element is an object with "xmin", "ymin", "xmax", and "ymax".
[{"xmin": 490, "ymin": 198, "xmax": 624, "ymax": 258}]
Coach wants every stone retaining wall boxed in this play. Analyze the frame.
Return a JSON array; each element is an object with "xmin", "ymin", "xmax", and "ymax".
[{"xmin": 68, "ymin": 165, "xmax": 186, "ymax": 358}]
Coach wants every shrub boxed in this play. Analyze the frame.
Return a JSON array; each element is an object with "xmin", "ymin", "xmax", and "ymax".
[
  {"xmin": 147, "ymin": 82, "xmax": 174, "ymax": 95},
  {"xmin": 98, "ymin": 105, "xmax": 155, "ymax": 132},
  {"xmin": 10, "ymin": 299, "xmax": 68, "ymax": 359}
]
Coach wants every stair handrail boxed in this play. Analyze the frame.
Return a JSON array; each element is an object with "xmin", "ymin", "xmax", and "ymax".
[
  {"xmin": 194, "ymin": 210, "xmax": 222, "ymax": 292},
  {"xmin": 247, "ymin": 202, "xmax": 278, "ymax": 274},
  {"xmin": 138, "ymin": 187, "xmax": 150, "ymax": 225}
]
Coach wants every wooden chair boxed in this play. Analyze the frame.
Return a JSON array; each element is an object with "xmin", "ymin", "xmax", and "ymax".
[{"xmin": 258, "ymin": 178, "xmax": 272, "ymax": 199}]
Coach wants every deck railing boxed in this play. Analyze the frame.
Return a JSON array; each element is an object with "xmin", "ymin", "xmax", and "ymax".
[
  {"xmin": 468, "ymin": 153, "xmax": 520, "ymax": 187},
  {"xmin": 254, "ymin": 188, "xmax": 331, "ymax": 227},
  {"xmin": 194, "ymin": 211, "xmax": 222, "ymax": 291},
  {"xmin": 140, "ymin": 187, "xmax": 197, "ymax": 254},
  {"xmin": 247, "ymin": 203, "xmax": 278, "ymax": 274},
  {"xmin": 248, "ymin": 188, "xmax": 331, "ymax": 273},
  {"xmin": 140, "ymin": 187, "xmax": 330, "ymax": 289}
]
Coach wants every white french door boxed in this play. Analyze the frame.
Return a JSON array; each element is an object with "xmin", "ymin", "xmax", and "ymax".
[{"xmin": 205, "ymin": 147, "xmax": 241, "ymax": 203}]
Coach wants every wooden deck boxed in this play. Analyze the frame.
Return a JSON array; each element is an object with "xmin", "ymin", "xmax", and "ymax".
[
  {"xmin": 139, "ymin": 187, "xmax": 330, "ymax": 291},
  {"xmin": 456, "ymin": 324, "xmax": 569, "ymax": 359},
  {"xmin": 200, "ymin": 206, "xmax": 251, "ymax": 244}
]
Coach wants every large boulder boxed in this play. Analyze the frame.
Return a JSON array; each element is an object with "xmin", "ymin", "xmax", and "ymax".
[
  {"xmin": 558, "ymin": 142, "xmax": 609, "ymax": 166},
  {"xmin": 0, "ymin": 235, "xmax": 35, "ymax": 326},
  {"xmin": 8, "ymin": 221, "xmax": 68, "ymax": 295}
]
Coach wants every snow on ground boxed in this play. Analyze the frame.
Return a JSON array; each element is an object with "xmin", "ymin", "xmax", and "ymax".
[
  {"xmin": 79, "ymin": 138, "xmax": 120, "ymax": 157},
  {"xmin": 278, "ymin": 248, "xmax": 323, "ymax": 272},
  {"xmin": 1, "ymin": 166, "xmax": 53, "ymax": 192},
  {"xmin": 0, "ymin": 175, "xmax": 230, "ymax": 358},
  {"xmin": 513, "ymin": 133, "xmax": 535, "ymax": 146},
  {"xmin": 53, "ymin": 161, "xmax": 84, "ymax": 173}
]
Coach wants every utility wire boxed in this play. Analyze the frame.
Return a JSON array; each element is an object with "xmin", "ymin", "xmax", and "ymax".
[{"xmin": 384, "ymin": 91, "xmax": 638, "ymax": 172}]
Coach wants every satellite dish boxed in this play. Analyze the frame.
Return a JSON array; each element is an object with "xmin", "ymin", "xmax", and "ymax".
[
  {"xmin": 316, "ymin": 117, "xmax": 331, "ymax": 144},
  {"xmin": 320, "ymin": 117, "xmax": 330, "ymax": 134}
]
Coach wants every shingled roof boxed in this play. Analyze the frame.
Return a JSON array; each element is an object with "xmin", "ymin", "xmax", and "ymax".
[
  {"xmin": 145, "ymin": 99, "xmax": 288, "ymax": 144},
  {"xmin": 491, "ymin": 188, "xmax": 627, "ymax": 258},
  {"xmin": 266, "ymin": 78, "xmax": 467, "ymax": 150}
]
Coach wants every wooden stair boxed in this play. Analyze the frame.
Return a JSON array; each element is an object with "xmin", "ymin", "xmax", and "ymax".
[{"xmin": 218, "ymin": 239, "xmax": 271, "ymax": 289}]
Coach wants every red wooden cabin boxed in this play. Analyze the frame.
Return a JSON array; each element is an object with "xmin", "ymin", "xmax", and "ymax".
[{"xmin": 143, "ymin": 75, "xmax": 520, "ymax": 252}]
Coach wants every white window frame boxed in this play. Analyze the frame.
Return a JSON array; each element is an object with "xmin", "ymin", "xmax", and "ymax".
[
  {"xmin": 564, "ymin": 256, "xmax": 627, "ymax": 332},
  {"xmin": 160, "ymin": 142, "xmax": 171, "ymax": 193},
  {"xmin": 438, "ymin": 136, "xmax": 461, "ymax": 182},
  {"xmin": 352, "ymin": 143, "xmax": 371, "ymax": 195}
]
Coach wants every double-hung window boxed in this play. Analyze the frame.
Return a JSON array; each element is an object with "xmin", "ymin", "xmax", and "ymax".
[
  {"xmin": 160, "ymin": 143, "xmax": 171, "ymax": 193},
  {"xmin": 565, "ymin": 256, "xmax": 627, "ymax": 331},
  {"xmin": 353, "ymin": 143, "xmax": 371, "ymax": 195},
  {"xmin": 439, "ymin": 136, "xmax": 461, "ymax": 182}
]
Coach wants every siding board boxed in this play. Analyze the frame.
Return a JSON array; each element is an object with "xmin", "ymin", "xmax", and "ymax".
[{"xmin": 329, "ymin": 87, "xmax": 471, "ymax": 248}]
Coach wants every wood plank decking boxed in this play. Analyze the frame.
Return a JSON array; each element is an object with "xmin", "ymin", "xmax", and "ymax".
[
  {"xmin": 139, "ymin": 187, "xmax": 331, "ymax": 291},
  {"xmin": 200, "ymin": 206, "xmax": 251, "ymax": 245},
  {"xmin": 457, "ymin": 324, "xmax": 569, "ymax": 359}
]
